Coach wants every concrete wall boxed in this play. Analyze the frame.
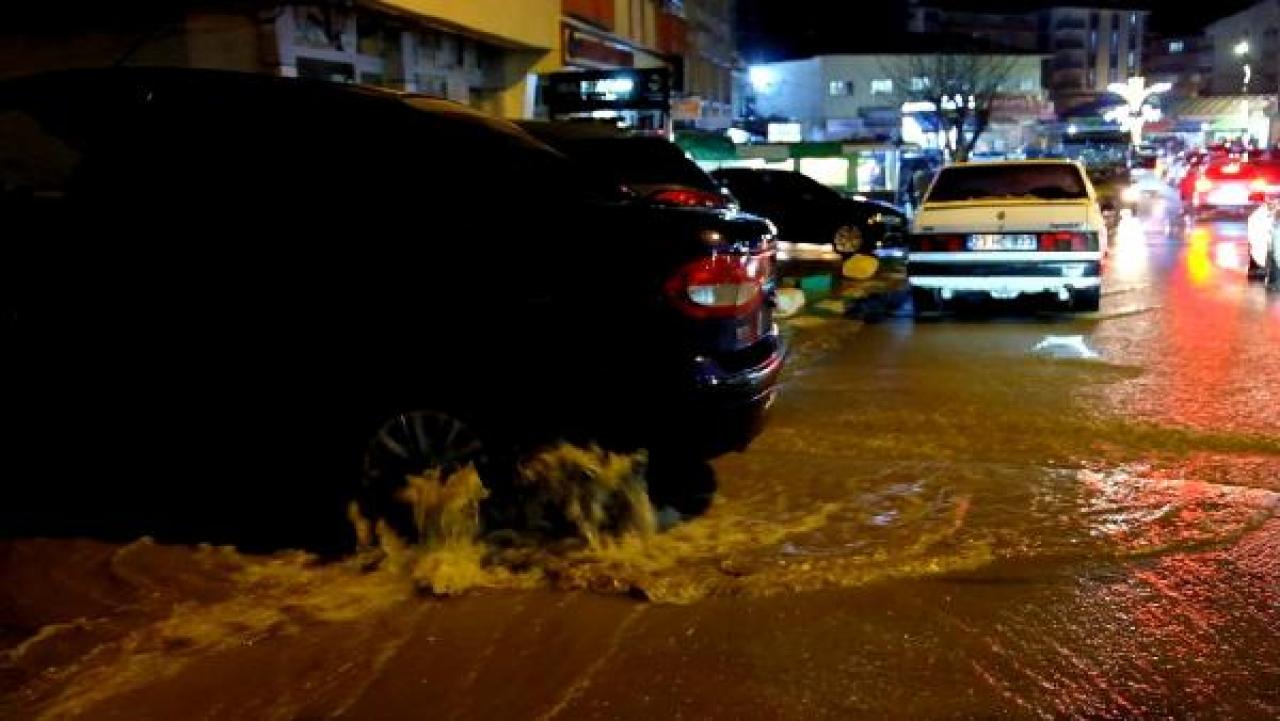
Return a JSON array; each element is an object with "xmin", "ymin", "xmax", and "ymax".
[
  {"xmin": 381, "ymin": 0, "xmax": 559, "ymax": 51},
  {"xmin": 750, "ymin": 58, "xmax": 824, "ymax": 136}
]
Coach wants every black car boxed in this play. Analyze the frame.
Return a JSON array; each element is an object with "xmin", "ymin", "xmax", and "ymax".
[
  {"xmin": 518, "ymin": 121, "xmax": 738, "ymax": 211},
  {"xmin": 711, "ymin": 169, "xmax": 908, "ymax": 259},
  {"xmin": 1, "ymin": 68, "xmax": 783, "ymax": 550}
]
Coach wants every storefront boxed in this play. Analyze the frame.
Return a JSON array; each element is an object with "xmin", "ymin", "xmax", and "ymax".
[
  {"xmin": 682, "ymin": 139, "xmax": 912, "ymax": 204},
  {"xmin": 540, "ymin": 67, "xmax": 673, "ymax": 132},
  {"xmin": 1163, "ymin": 96, "xmax": 1278, "ymax": 148}
]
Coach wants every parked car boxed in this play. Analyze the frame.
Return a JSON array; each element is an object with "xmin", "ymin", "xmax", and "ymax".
[
  {"xmin": 1246, "ymin": 196, "xmax": 1280, "ymax": 282},
  {"xmin": 1, "ymin": 68, "xmax": 784, "ymax": 550},
  {"xmin": 908, "ymin": 160, "xmax": 1108, "ymax": 314},
  {"xmin": 710, "ymin": 168, "xmax": 908, "ymax": 259},
  {"xmin": 517, "ymin": 121, "xmax": 737, "ymax": 211}
]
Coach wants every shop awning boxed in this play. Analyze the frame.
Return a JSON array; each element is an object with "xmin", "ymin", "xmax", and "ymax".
[
  {"xmin": 1166, "ymin": 95, "xmax": 1275, "ymax": 120},
  {"xmin": 675, "ymin": 132, "xmax": 738, "ymax": 161}
]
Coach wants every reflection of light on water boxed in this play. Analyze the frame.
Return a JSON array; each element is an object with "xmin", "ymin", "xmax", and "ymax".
[
  {"xmin": 1214, "ymin": 242, "xmax": 1242, "ymax": 271},
  {"xmin": 1112, "ymin": 213, "xmax": 1149, "ymax": 279},
  {"xmin": 1031, "ymin": 335, "xmax": 1100, "ymax": 359},
  {"xmin": 1186, "ymin": 227, "xmax": 1214, "ymax": 285}
]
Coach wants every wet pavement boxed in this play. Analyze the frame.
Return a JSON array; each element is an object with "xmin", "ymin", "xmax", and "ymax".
[{"xmin": 3, "ymin": 212, "xmax": 1279, "ymax": 720}]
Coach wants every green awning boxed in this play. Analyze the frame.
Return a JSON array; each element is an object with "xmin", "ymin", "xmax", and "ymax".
[{"xmin": 675, "ymin": 132, "xmax": 738, "ymax": 161}]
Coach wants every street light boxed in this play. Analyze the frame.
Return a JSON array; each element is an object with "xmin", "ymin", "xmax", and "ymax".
[
  {"xmin": 1104, "ymin": 76, "xmax": 1172, "ymax": 147},
  {"xmin": 1234, "ymin": 39, "xmax": 1252, "ymax": 92}
]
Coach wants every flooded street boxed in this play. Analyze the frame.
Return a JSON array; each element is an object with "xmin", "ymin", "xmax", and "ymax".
[{"xmin": 4, "ymin": 220, "xmax": 1280, "ymax": 720}]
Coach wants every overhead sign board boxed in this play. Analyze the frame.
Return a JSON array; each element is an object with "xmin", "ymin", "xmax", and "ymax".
[{"xmin": 543, "ymin": 68, "xmax": 671, "ymax": 114}]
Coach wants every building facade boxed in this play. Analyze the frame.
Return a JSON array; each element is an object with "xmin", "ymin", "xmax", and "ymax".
[
  {"xmin": 1143, "ymin": 33, "xmax": 1213, "ymax": 99},
  {"xmin": 1040, "ymin": 7, "xmax": 1148, "ymax": 113},
  {"xmin": 749, "ymin": 52, "xmax": 1047, "ymax": 152},
  {"xmin": 1205, "ymin": 0, "xmax": 1280, "ymax": 95},
  {"xmin": 0, "ymin": 1, "xmax": 561, "ymax": 119},
  {"xmin": 907, "ymin": 3, "xmax": 1148, "ymax": 115}
]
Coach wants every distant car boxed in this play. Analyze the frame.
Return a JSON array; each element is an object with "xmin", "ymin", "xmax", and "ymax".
[
  {"xmin": 518, "ymin": 121, "xmax": 738, "ymax": 211},
  {"xmin": 1, "ymin": 68, "xmax": 785, "ymax": 549},
  {"xmin": 711, "ymin": 168, "xmax": 908, "ymax": 259},
  {"xmin": 1186, "ymin": 160, "xmax": 1278, "ymax": 219},
  {"xmin": 909, "ymin": 160, "xmax": 1108, "ymax": 314}
]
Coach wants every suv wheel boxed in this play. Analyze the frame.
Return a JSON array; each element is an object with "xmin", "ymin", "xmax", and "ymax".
[{"xmin": 359, "ymin": 410, "xmax": 487, "ymax": 542}]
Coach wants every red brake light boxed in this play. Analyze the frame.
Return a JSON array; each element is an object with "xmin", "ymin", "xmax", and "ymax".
[
  {"xmin": 649, "ymin": 188, "xmax": 729, "ymax": 209},
  {"xmin": 910, "ymin": 234, "xmax": 966, "ymax": 252},
  {"xmin": 666, "ymin": 254, "xmax": 766, "ymax": 319},
  {"xmin": 1037, "ymin": 231, "xmax": 1098, "ymax": 252}
]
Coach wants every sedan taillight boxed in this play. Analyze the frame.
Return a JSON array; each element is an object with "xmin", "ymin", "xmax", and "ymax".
[
  {"xmin": 1037, "ymin": 232, "xmax": 1098, "ymax": 252},
  {"xmin": 910, "ymin": 234, "xmax": 967, "ymax": 252},
  {"xmin": 666, "ymin": 254, "xmax": 767, "ymax": 319},
  {"xmin": 649, "ymin": 188, "xmax": 731, "ymax": 209}
]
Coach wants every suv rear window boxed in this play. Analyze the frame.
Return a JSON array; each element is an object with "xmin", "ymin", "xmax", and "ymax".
[{"xmin": 926, "ymin": 163, "xmax": 1088, "ymax": 202}]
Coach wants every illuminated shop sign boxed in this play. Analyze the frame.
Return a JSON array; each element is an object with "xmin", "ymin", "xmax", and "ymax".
[{"xmin": 543, "ymin": 68, "xmax": 671, "ymax": 114}]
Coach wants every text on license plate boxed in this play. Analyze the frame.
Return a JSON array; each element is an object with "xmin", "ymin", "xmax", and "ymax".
[{"xmin": 968, "ymin": 234, "xmax": 1037, "ymax": 251}]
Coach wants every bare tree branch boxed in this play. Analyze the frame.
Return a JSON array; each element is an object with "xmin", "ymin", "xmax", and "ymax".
[{"xmin": 881, "ymin": 52, "xmax": 1023, "ymax": 162}]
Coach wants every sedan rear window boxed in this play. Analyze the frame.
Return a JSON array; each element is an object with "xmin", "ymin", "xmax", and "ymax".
[{"xmin": 926, "ymin": 163, "xmax": 1088, "ymax": 202}]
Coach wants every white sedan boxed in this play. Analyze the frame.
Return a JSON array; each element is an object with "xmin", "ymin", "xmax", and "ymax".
[{"xmin": 909, "ymin": 160, "xmax": 1108, "ymax": 313}]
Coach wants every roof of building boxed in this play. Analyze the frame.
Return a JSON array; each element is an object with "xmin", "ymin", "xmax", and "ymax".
[{"xmin": 764, "ymin": 32, "xmax": 1046, "ymax": 61}]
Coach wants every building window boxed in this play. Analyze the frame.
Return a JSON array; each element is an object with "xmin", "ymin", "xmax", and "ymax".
[
  {"xmin": 829, "ymin": 80, "xmax": 854, "ymax": 96},
  {"xmin": 1019, "ymin": 77, "xmax": 1035, "ymax": 91},
  {"xmin": 1169, "ymin": 40, "xmax": 1185, "ymax": 53},
  {"xmin": 870, "ymin": 79, "xmax": 893, "ymax": 95},
  {"xmin": 910, "ymin": 76, "xmax": 930, "ymax": 91}
]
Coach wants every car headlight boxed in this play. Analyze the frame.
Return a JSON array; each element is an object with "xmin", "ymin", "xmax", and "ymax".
[{"xmin": 833, "ymin": 225, "xmax": 863, "ymax": 254}]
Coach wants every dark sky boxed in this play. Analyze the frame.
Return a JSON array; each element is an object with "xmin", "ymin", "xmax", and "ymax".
[{"xmin": 736, "ymin": 0, "xmax": 1260, "ymax": 61}]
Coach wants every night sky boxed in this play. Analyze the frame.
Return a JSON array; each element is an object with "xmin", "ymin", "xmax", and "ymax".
[{"xmin": 736, "ymin": 0, "xmax": 1262, "ymax": 61}]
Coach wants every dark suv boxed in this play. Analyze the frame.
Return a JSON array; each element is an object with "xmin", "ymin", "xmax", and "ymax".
[{"xmin": 1, "ymin": 68, "xmax": 784, "ymax": 549}]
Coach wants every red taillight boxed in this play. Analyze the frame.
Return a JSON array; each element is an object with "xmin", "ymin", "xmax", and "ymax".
[
  {"xmin": 1037, "ymin": 231, "xmax": 1098, "ymax": 252},
  {"xmin": 1195, "ymin": 177, "xmax": 1214, "ymax": 193},
  {"xmin": 910, "ymin": 234, "xmax": 966, "ymax": 252},
  {"xmin": 666, "ymin": 254, "xmax": 766, "ymax": 319},
  {"xmin": 649, "ymin": 188, "xmax": 729, "ymax": 209}
]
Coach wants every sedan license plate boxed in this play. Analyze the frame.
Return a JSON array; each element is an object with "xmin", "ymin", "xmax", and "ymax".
[{"xmin": 968, "ymin": 234, "xmax": 1037, "ymax": 251}]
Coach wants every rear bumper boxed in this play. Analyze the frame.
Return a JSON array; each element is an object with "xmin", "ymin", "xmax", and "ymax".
[
  {"xmin": 668, "ymin": 328, "xmax": 786, "ymax": 456},
  {"xmin": 909, "ymin": 258, "xmax": 1101, "ymax": 297}
]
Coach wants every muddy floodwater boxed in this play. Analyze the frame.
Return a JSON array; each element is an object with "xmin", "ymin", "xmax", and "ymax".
[{"xmin": 3, "ymin": 220, "xmax": 1279, "ymax": 720}]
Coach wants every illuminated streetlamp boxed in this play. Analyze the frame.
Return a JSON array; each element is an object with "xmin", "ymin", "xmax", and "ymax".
[
  {"xmin": 1104, "ymin": 76, "xmax": 1172, "ymax": 147},
  {"xmin": 1234, "ymin": 39, "xmax": 1252, "ymax": 93}
]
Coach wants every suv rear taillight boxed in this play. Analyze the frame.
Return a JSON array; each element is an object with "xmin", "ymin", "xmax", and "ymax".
[
  {"xmin": 649, "ymin": 188, "xmax": 730, "ymax": 209},
  {"xmin": 666, "ymin": 254, "xmax": 768, "ymax": 319},
  {"xmin": 1037, "ymin": 231, "xmax": 1098, "ymax": 252},
  {"xmin": 910, "ymin": 234, "xmax": 967, "ymax": 252}
]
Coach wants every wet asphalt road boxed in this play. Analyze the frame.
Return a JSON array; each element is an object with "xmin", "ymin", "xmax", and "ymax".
[{"xmin": 3, "ymin": 214, "xmax": 1279, "ymax": 720}]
